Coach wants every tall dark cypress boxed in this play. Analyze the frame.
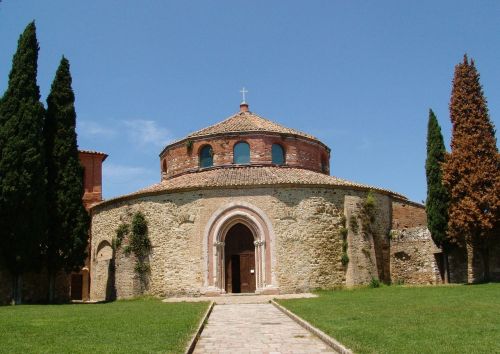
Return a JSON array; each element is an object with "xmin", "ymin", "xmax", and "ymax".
[
  {"xmin": 44, "ymin": 57, "xmax": 89, "ymax": 302},
  {"xmin": 0, "ymin": 22, "xmax": 47, "ymax": 304},
  {"xmin": 425, "ymin": 109, "xmax": 449, "ymax": 245},
  {"xmin": 425, "ymin": 109, "xmax": 450, "ymax": 281}
]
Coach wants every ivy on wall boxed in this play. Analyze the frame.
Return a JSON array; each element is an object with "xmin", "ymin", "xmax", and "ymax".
[
  {"xmin": 360, "ymin": 190, "xmax": 377, "ymax": 237},
  {"xmin": 113, "ymin": 212, "xmax": 151, "ymax": 279},
  {"xmin": 339, "ymin": 215, "xmax": 349, "ymax": 266}
]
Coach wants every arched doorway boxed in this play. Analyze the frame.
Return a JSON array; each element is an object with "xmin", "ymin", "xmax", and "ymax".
[
  {"xmin": 203, "ymin": 201, "xmax": 279, "ymax": 295},
  {"xmin": 224, "ymin": 223, "xmax": 256, "ymax": 293}
]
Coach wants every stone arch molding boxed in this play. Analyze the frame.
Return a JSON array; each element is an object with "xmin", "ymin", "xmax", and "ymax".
[
  {"xmin": 96, "ymin": 240, "xmax": 113, "ymax": 261},
  {"xmin": 202, "ymin": 201, "xmax": 279, "ymax": 295}
]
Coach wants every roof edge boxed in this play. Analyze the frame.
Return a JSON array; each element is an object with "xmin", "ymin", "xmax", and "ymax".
[{"xmin": 91, "ymin": 180, "xmax": 408, "ymax": 212}]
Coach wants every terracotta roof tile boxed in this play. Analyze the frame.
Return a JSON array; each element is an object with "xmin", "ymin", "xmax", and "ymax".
[
  {"xmin": 94, "ymin": 167, "xmax": 406, "ymax": 208},
  {"xmin": 170, "ymin": 111, "xmax": 318, "ymax": 145},
  {"xmin": 78, "ymin": 149, "xmax": 107, "ymax": 156}
]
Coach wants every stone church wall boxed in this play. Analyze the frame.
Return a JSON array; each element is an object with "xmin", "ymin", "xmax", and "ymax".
[
  {"xmin": 344, "ymin": 194, "xmax": 392, "ymax": 286},
  {"xmin": 90, "ymin": 186, "xmax": 395, "ymax": 300}
]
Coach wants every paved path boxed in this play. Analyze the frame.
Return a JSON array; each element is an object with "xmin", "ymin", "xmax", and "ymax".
[
  {"xmin": 193, "ymin": 303, "xmax": 336, "ymax": 354},
  {"xmin": 164, "ymin": 293, "xmax": 317, "ymax": 304}
]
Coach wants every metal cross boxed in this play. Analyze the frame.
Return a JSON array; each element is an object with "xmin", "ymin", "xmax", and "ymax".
[{"xmin": 240, "ymin": 87, "xmax": 248, "ymax": 103}]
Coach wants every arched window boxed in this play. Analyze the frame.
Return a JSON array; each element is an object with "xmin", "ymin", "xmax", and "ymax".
[
  {"xmin": 199, "ymin": 145, "xmax": 213, "ymax": 168},
  {"xmin": 271, "ymin": 144, "xmax": 285, "ymax": 165},
  {"xmin": 321, "ymin": 157, "xmax": 329, "ymax": 173},
  {"xmin": 162, "ymin": 160, "xmax": 167, "ymax": 173},
  {"xmin": 233, "ymin": 142, "xmax": 250, "ymax": 164}
]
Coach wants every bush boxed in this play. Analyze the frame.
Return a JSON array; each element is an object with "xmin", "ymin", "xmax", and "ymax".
[
  {"xmin": 341, "ymin": 253, "xmax": 349, "ymax": 266},
  {"xmin": 369, "ymin": 277, "xmax": 380, "ymax": 288}
]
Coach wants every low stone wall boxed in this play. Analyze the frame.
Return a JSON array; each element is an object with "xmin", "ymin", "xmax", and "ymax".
[
  {"xmin": 390, "ymin": 227, "xmax": 442, "ymax": 285},
  {"xmin": 0, "ymin": 268, "xmax": 70, "ymax": 305},
  {"xmin": 448, "ymin": 237, "xmax": 500, "ymax": 283}
]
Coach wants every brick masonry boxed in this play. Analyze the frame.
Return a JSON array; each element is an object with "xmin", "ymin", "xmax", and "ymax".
[{"xmin": 161, "ymin": 134, "xmax": 330, "ymax": 179}]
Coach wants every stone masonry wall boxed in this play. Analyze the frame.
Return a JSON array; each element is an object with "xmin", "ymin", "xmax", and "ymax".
[
  {"xmin": 90, "ymin": 186, "xmax": 390, "ymax": 300},
  {"xmin": 161, "ymin": 134, "xmax": 330, "ymax": 179},
  {"xmin": 390, "ymin": 227, "xmax": 442, "ymax": 285},
  {"xmin": 344, "ymin": 194, "xmax": 392, "ymax": 286}
]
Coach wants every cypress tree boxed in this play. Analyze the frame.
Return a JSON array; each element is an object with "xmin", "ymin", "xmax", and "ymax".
[
  {"xmin": 426, "ymin": 109, "xmax": 449, "ymax": 246},
  {"xmin": 425, "ymin": 109, "xmax": 450, "ymax": 281},
  {"xmin": 0, "ymin": 22, "xmax": 47, "ymax": 304},
  {"xmin": 44, "ymin": 57, "xmax": 89, "ymax": 302},
  {"xmin": 442, "ymin": 55, "xmax": 500, "ymax": 281}
]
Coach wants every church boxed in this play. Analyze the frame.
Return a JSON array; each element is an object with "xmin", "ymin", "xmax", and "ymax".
[{"xmin": 88, "ymin": 101, "xmax": 445, "ymax": 300}]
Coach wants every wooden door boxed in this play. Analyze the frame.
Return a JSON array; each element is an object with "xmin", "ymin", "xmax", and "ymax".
[
  {"xmin": 71, "ymin": 274, "xmax": 83, "ymax": 300},
  {"xmin": 239, "ymin": 253, "xmax": 256, "ymax": 293}
]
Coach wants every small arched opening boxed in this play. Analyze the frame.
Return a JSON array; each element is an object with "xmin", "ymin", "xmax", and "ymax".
[
  {"xmin": 199, "ymin": 145, "xmax": 214, "ymax": 168},
  {"xmin": 321, "ymin": 155, "xmax": 329, "ymax": 174},
  {"xmin": 271, "ymin": 143, "xmax": 285, "ymax": 165},
  {"xmin": 233, "ymin": 141, "xmax": 250, "ymax": 164}
]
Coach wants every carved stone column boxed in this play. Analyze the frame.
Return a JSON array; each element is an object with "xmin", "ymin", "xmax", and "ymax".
[
  {"xmin": 214, "ymin": 241, "xmax": 225, "ymax": 292},
  {"xmin": 253, "ymin": 240, "xmax": 266, "ymax": 290}
]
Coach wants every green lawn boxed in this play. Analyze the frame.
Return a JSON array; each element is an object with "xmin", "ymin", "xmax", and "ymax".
[
  {"xmin": 278, "ymin": 284, "xmax": 500, "ymax": 354},
  {"xmin": 0, "ymin": 298, "xmax": 208, "ymax": 354}
]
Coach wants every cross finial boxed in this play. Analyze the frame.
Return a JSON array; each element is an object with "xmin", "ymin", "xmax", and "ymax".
[{"xmin": 240, "ymin": 87, "xmax": 248, "ymax": 103}]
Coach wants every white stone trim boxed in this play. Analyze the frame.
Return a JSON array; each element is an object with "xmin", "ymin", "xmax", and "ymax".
[{"xmin": 202, "ymin": 201, "xmax": 277, "ymax": 294}]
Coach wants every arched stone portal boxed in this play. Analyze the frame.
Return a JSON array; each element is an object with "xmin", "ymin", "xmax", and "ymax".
[
  {"xmin": 203, "ymin": 202, "xmax": 278, "ymax": 295},
  {"xmin": 224, "ymin": 223, "xmax": 256, "ymax": 293}
]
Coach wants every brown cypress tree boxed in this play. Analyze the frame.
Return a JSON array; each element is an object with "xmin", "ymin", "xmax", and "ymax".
[{"xmin": 443, "ymin": 55, "xmax": 500, "ymax": 281}]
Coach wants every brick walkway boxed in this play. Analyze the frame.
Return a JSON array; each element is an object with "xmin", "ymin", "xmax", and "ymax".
[{"xmin": 192, "ymin": 303, "xmax": 336, "ymax": 354}]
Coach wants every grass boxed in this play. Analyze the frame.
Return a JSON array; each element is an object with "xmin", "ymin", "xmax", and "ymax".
[
  {"xmin": 0, "ymin": 297, "xmax": 208, "ymax": 354},
  {"xmin": 278, "ymin": 283, "xmax": 500, "ymax": 354}
]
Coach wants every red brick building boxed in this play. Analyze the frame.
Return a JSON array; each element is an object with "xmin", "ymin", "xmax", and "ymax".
[{"xmin": 71, "ymin": 150, "xmax": 107, "ymax": 300}]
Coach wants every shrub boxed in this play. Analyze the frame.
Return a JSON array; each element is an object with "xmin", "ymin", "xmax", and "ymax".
[
  {"xmin": 369, "ymin": 277, "xmax": 381, "ymax": 288},
  {"xmin": 341, "ymin": 253, "xmax": 349, "ymax": 266}
]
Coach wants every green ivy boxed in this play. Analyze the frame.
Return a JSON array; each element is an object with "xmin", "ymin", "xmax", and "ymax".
[
  {"xmin": 340, "ymin": 216, "xmax": 349, "ymax": 266},
  {"xmin": 349, "ymin": 216, "xmax": 359, "ymax": 234},
  {"xmin": 114, "ymin": 212, "xmax": 151, "ymax": 279}
]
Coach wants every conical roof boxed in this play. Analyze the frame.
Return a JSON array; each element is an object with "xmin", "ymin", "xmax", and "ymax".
[{"xmin": 185, "ymin": 110, "xmax": 317, "ymax": 141}]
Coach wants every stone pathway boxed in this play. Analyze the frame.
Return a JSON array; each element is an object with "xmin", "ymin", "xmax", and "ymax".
[
  {"xmin": 192, "ymin": 303, "xmax": 336, "ymax": 354},
  {"xmin": 164, "ymin": 293, "xmax": 317, "ymax": 304}
]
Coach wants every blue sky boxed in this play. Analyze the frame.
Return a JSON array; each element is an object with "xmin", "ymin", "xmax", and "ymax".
[{"xmin": 1, "ymin": 1, "xmax": 499, "ymax": 202}]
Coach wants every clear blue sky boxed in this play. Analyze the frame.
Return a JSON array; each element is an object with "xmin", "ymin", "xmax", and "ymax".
[{"xmin": 1, "ymin": 1, "xmax": 499, "ymax": 202}]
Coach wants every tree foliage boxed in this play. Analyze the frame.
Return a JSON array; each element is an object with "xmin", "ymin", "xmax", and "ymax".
[
  {"xmin": 0, "ymin": 22, "xmax": 47, "ymax": 302},
  {"xmin": 442, "ymin": 55, "xmax": 500, "ymax": 248},
  {"xmin": 44, "ymin": 57, "xmax": 89, "ymax": 301},
  {"xmin": 425, "ymin": 109, "xmax": 449, "ymax": 248}
]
